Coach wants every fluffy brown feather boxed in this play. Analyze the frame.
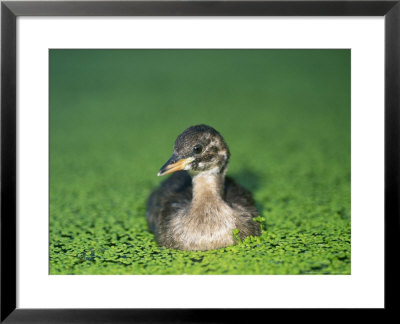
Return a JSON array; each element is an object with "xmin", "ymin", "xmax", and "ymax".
[{"xmin": 146, "ymin": 125, "xmax": 261, "ymax": 251}]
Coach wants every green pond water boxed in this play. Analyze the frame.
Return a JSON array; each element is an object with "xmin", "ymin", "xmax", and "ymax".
[{"xmin": 50, "ymin": 49, "xmax": 350, "ymax": 274}]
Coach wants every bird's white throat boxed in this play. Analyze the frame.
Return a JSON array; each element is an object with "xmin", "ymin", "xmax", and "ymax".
[{"xmin": 191, "ymin": 172, "xmax": 225, "ymax": 206}]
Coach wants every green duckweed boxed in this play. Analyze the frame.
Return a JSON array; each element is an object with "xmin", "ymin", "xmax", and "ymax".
[{"xmin": 50, "ymin": 49, "xmax": 350, "ymax": 275}]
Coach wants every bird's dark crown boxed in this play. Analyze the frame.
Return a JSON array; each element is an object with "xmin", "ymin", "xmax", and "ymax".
[{"xmin": 158, "ymin": 124, "xmax": 231, "ymax": 176}]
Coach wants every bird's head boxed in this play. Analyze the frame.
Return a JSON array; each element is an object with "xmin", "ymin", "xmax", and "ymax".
[{"xmin": 157, "ymin": 124, "xmax": 230, "ymax": 177}]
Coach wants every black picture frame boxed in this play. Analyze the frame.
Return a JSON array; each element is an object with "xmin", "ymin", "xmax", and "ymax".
[{"xmin": 1, "ymin": 0, "xmax": 399, "ymax": 322}]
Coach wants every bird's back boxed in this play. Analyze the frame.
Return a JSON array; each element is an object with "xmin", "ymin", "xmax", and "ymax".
[{"xmin": 146, "ymin": 171, "xmax": 192, "ymax": 236}]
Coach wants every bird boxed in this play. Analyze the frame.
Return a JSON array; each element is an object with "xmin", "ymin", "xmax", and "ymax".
[{"xmin": 146, "ymin": 124, "xmax": 261, "ymax": 251}]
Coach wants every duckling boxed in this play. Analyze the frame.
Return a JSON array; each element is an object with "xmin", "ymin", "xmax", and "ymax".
[{"xmin": 146, "ymin": 124, "xmax": 261, "ymax": 251}]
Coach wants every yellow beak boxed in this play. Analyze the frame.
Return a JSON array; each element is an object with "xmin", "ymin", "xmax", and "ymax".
[{"xmin": 157, "ymin": 155, "xmax": 194, "ymax": 176}]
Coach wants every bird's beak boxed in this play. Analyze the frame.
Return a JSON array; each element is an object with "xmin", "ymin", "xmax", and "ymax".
[{"xmin": 157, "ymin": 154, "xmax": 194, "ymax": 176}]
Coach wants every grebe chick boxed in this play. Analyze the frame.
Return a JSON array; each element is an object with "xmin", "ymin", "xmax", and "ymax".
[{"xmin": 146, "ymin": 124, "xmax": 261, "ymax": 251}]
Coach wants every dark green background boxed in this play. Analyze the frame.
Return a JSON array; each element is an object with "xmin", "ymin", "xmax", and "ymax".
[{"xmin": 50, "ymin": 50, "xmax": 350, "ymax": 274}]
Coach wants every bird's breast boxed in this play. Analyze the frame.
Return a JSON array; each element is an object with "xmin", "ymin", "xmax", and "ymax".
[{"xmin": 169, "ymin": 199, "xmax": 236, "ymax": 251}]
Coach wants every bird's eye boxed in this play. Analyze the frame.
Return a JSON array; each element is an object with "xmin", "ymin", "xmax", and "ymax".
[{"xmin": 193, "ymin": 144, "xmax": 203, "ymax": 154}]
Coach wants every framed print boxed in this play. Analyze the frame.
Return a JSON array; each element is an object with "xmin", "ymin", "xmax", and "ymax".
[{"xmin": 1, "ymin": 0, "xmax": 399, "ymax": 322}]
